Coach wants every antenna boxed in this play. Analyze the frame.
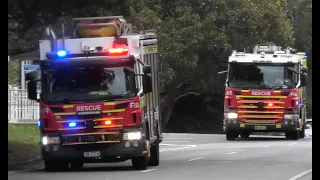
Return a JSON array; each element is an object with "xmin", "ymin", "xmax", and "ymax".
[{"xmin": 62, "ymin": 23, "xmax": 65, "ymax": 49}]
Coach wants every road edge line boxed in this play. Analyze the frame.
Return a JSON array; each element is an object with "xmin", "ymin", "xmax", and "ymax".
[{"xmin": 288, "ymin": 169, "xmax": 312, "ymax": 180}]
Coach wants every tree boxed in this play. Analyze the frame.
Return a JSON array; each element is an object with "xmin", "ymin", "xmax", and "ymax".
[{"xmin": 8, "ymin": 0, "xmax": 311, "ymax": 132}]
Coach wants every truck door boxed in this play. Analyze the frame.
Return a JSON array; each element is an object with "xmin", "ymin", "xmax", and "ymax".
[{"xmin": 140, "ymin": 39, "xmax": 161, "ymax": 140}]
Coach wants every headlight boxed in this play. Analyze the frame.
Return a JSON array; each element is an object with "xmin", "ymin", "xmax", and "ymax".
[
  {"xmin": 42, "ymin": 136, "xmax": 60, "ymax": 145},
  {"xmin": 225, "ymin": 112, "xmax": 238, "ymax": 119},
  {"xmin": 123, "ymin": 132, "xmax": 142, "ymax": 140},
  {"xmin": 284, "ymin": 114, "xmax": 299, "ymax": 120}
]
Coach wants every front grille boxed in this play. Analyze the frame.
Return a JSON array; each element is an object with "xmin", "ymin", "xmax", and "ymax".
[
  {"xmin": 61, "ymin": 114, "xmax": 104, "ymax": 120},
  {"xmin": 236, "ymin": 95, "xmax": 286, "ymax": 123},
  {"xmin": 61, "ymin": 132, "xmax": 121, "ymax": 145}
]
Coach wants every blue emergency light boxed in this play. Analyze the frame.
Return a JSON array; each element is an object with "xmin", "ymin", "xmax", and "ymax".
[
  {"xmin": 68, "ymin": 122, "xmax": 77, "ymax": 127},
  {"xmin": 57, "ymin": 50, "xmax": 67, "ymax": 57},
  {"xmin": 37, "ymin": 120, "xmax": 41, "ymax": 127}
]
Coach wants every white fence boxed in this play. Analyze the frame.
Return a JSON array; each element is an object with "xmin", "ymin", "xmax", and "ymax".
[{"xmin": 8, "ymin": 88, "xmax": 39, "ymax": 123}]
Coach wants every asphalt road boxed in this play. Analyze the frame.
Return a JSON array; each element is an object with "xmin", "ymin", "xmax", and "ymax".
[{"xmin": 8, "ymin": 133, "xmax": 312, "ymax": 180}]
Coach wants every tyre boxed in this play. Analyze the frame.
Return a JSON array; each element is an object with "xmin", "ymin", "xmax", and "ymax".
[
  {"xmin": 226, "ymin": 130, "xmax": 239, "ymax": 141},
  {"xmin": 285, "ymin": 131, "xmax": 299, "ymax": 140},
  {"xmin": 148, "ymin": 143, "xmax": 159, "ymax": 166},
  {"xmin": 240, "ymin": 132, "xmax": 250, "ymax": 138},
  {"xmin": 299, "ymin": 125, "xmax": 305, "ymax": 139},
  {"xmin": 132, "ymin": 155, "xmax": 149, "ymax": 170},
  {"xmin": 44, "ymin": 160, "xmax": 69, "ymax": 172},
  {"xmin": 70, "ymin": 161, "xmax": 84, "ymax": 170},
  {"xmin": 299, "ymin": 118, "xmax": 306, "ymax": 139}
]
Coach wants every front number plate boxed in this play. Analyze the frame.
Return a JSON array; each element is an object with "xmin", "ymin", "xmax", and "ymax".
[
  {"xmin": 254, "ymin": 126, "xmax": 266, "ymax": 130},
  {"xmin": 84, "ymin": 151, "xmax": 101, "ymax": 158}
]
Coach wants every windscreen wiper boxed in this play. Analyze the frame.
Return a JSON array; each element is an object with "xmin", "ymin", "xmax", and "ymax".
[
  {"xmin": 272, "ymin": 86, "xmax": 284, "ymax": 90},
  {"xmin": 62, "ymin": 98, "xmax": 85, "ymax": 104}
]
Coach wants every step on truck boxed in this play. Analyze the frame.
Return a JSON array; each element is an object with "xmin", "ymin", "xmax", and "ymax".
[
  {"xmin": 220, "ymin": 45, "xmax": 308, "ymax": 140},
  {"xmin": 26, "ymin": 16, "xmax": 162, "ymax": 171}
]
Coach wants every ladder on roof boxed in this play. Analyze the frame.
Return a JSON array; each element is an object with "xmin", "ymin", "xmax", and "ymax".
[
  {"xmin": 72, "ymin": 16, "xmax": 133, "ymax": 38},
  {"xmin": 253, "ymin": 45, "xmax": 283, "ymax": 54}
]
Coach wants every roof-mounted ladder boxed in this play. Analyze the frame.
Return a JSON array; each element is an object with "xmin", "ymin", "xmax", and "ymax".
[{"xmin": 72, "ymin": 16, "xmax": 133, "ymax": 38}]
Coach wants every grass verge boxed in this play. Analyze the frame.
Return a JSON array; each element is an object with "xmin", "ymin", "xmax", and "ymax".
[{"xmin": 8, "ymin": 124, "xmax": 40, "ymax": 164}]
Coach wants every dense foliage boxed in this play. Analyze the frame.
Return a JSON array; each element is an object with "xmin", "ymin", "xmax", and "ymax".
[{"xmin": 8, "ymin": 0, "xmax": 312, "ymax": 133}]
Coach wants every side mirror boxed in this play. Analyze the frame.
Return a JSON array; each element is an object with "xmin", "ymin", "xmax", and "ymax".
[
  {"xmin": 301, "ymin": 66, "xmax": 308, "ymax": 74},
  {"xmin": 26, "ymin": 72, "xmax": 36, "ymax": 81},
  {"xmin": 300, "ymin": 73, "xmax": 307, "ymax": 87},
  {"xmin": 27, "ymin": 80, "xmax": 38, "ymax": 101},
  {"xmin": 143, "ymin": 65, "xmax": 151, "ymax": 74},
  {"xmin": 142, "ymin": 74, "xmax": 152, "ymax": 94},
  {"xmin": 217, "ymin": 70, "xmax": 228, "ymax": 86}
]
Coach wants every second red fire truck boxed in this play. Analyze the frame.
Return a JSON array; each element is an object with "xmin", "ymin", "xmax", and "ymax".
[{"xmin": 222, "ymin": 45, "xmax": 308, "ymax": 140}]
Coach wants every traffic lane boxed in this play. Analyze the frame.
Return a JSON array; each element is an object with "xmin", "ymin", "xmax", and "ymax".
[
  {"xmin": 165, "ymin": 136, "xmax": 312, "ymax": 148},
  {"xmin": 164, "ymin": 134, "xmax": 312, "ymax": 149},
  {"xmin": 8, "ymin": 137, "xmax": 268, "ymax": 180},
  {"xmin": 8, "ymin": 135, "xmax": 312, "ymax": 180},
  {"xmin": 141, "ymin": 139, "xmax": 312, "ymax": 180},
  {"xmin": 8, "ymin": 143, "xmax": 241, "ymax": 180}
]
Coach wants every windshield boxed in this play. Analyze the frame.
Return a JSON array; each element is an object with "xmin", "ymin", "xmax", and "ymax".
[
  {"xmin": 41, "ymin": 63, "xmax": 136, "ymax": 104},
  {"xmin": 228, "ymin": 63, "xmax": 298, "ymax": 90}
]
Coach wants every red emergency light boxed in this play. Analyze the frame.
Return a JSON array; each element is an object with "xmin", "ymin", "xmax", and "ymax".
[
  {"xmin": 106, "ymin": 38, "xmax": 129, "ymax": 56},
  {"xmin": 104, "ymin": 120, "xmax": 112, "ymax": 125},
  {"xmin": 108, "ymin": 48, "xmax": 129, "ymax": 55},
  {"xmin": 267, "ymin": 103, "xmax": 274, "ymax": 107}
]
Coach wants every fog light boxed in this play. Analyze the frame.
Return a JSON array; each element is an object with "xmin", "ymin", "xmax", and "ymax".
[
  {"xmin": 125, "ymin": 142, "xmax": 130, "ymax": 147},
  {"xmin": 133, "ymin": 142, "xmax": 139, "ymax": 147},
  {"xmin": 285, "ymin": 121, "xmax": 288, "ymax": 125},
  {"xmin": 291, "ymin": 121, "xmax": 294, "ymax": 125},
  {"xmin": 233, "ymin": 120, "xmax": 237, "ymax": 124},
  {"xmin": 52, "ymin": 145, "xmax": 59, "ymax": 151},
  {"xmin": 45, "ymin": 146, "xmax": 50, "ymax": 152}
]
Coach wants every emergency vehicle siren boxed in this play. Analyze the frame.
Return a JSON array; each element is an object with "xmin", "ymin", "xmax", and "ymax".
[
  {"xmin": 57, "ymin": 50, "xmax": 67, "ymax": 57},
  {"xmin": 68, "ymin": 122, "xmax": 77, "ymax": 127}
]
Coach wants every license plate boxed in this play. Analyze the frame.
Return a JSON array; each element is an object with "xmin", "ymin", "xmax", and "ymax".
[
  {"xmin": 254, "ymin": 126, "xmax": 266, "ymax": 130},
  {"xmin": 84, "ymin": 151, "xmax": 101, "ymax": 158}
]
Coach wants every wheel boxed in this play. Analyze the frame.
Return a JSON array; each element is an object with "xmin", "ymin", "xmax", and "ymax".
[
  {"xmin": 240, "ymin": 132, "xmax": 250, "ymax": 138},
  {"xmin": 148, "ymin": 143, "xmax": 159, "ymax": 166},
  {"xmin": 299, "ymin": 118, "xmax": 306, "ymax": 139},
  {"xmin": 226, "ymin": 130, "xmax": 239, "ymax": 141},
  {"xmin": 70, "ymin": 161, "xmax": 84, "ymax": 170},
  {"xmin": 132, "ymin": 155, "xmax": 149, "ymax": 170},
  {"xmin": 285, "ymin": 131, "xmax": 299, "ymax": 140},
  {"xmin": 44, "ymin": 160, "xmax": 69, "ymax": 172},
  {"xmin": 299, "ymin": 124, "xmax": 305, "ymax": 139}
]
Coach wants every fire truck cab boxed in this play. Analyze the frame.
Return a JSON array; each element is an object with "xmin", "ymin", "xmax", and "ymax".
[
  {"xmin": 221, "ymin": 45, "xmax": 308, "ymax": 140},
  {"xmin": 26, "ymin": 16, "xmax": 162, "ymax": 171}
]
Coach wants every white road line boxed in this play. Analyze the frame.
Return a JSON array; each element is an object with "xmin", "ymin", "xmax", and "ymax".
[
  {"xmin": 288, "ymin": 169, "xmax": 312, "ymax": 180},
  {"xmin": 8, "ymin": 169, "xmax": 32, "ymax": 174},
  {"xmin": 141, "ymin": 169, "xmax": 156, "ymax": 173},
  {"xmin": 263, "ymin": 146, "xmax": 270, "ymax": 148},
  {"xmin": 165, "ymin": 141, "xmax": 191, "ymax": 143},
  {"xmin": 227, "ymin": 152, "xmax": 238, "ymax": 155},
  {"xmin": 188, "ymin": 157, "xmax": 204, "ymax": 162},
  {"xmin": 165, "ymin": 138, "xmax": 195, "ymax": 140},
  {"xmin": 200, "ymin": 140, "xmax": 213, "ymax": 142},
  {"xmin": 8, "ymin": 168, "xmax": 43, "ymax": 174},
  {"xmin": 160, "ymin": 143, "xmax": 179, "ymax": 146},
  {"xmin": 160, "ymin": 147, "xmax": 192, "ymax": 152},
  {"xmin": 289, "ymin": 143, "xmax": 298, "ymax": 145}
]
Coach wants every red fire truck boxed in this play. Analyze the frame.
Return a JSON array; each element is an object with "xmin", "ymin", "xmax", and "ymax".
[
  {"xmin": 26, "ymin": 16, "xmax": 162, "ymax": 171},
  {"xmin": 221, "ymin": 45, "xmax": 308, "ymax": 140}
]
